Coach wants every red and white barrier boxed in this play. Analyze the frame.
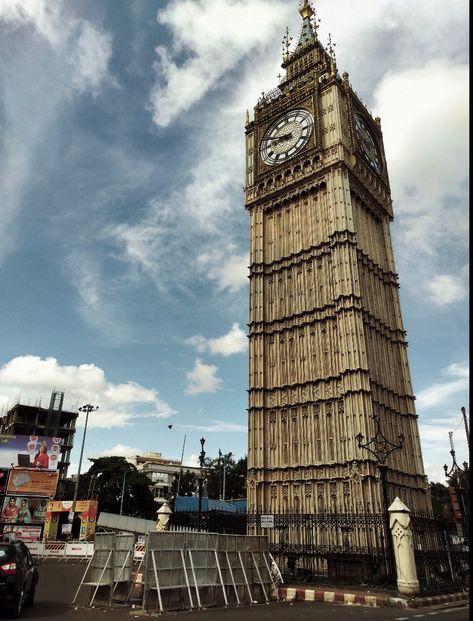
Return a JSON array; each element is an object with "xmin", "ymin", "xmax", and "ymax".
[
  {"xmin": 25, "ymin": 540, "xmax": 94, "ymax": 559},
  {"xmin": 44, "ymin": 541, "xmax": 66, "ymax": 557},
  {"xmin": 133, "ymin": 543, "xmax": 145, "ymax": 560}
]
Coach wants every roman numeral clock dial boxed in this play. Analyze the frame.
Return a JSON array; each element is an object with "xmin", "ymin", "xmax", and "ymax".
[{"xmin": 260, "ymin": 109, "xmax": 314, "ymax": 165}]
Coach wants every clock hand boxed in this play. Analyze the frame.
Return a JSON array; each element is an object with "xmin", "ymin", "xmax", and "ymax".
[
  {"xmin": 262, "ymin": 132, "xmax": 293, "ymax": 145},
  {"xmin": 271, "ymin": 132, "xmax": 293, "ymax": 145}
]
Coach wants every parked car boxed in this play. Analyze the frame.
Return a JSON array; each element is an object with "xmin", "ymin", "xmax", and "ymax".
[{"xmin": 0, "ymin": 540, "xmax": 39, "ymax": 617}]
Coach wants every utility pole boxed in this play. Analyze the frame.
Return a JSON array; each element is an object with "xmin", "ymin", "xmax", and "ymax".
[
  {"xmin": 222, "ymin": 452, "xmax": 232, "ymax": 501},
  {"xmin": 176, "ymin": 434, "xmax": 186, "ymax": 496},
  {"xmin": 119, "ymin": 469, "xmax": 127, "ymax": 515}
]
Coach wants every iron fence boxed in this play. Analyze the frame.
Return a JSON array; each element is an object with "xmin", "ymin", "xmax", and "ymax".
[
  {"xmin": 410, "ymin": 514, "xmax": 469, "ymax": 594},
  {"xmin": 169, "ymin": 510, "xmax": 469, "ymax": 592}
]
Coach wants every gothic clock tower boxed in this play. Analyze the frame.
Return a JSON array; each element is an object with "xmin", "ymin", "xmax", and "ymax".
[{"xmin": 245, "ymin": 1, "xmax": 431, "ymax": 516}]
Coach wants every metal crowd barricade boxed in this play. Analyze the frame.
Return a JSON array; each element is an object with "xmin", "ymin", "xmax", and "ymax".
[
  {"xmin": 143, "ymin": 532, "xmax": 275, "ymax": 614},
  {"xmin": 72, "ymin": 533, "xmax": 134, "ymax": 606}
]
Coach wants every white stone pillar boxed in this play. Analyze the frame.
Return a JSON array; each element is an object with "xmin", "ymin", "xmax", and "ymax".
[
  {"xmin": 156, "ymin": 500, "xmax": 172, "ymax": 531},
  {"xmin": 388, "ymin": 497, "xmax": 420, "ymax": 595}
]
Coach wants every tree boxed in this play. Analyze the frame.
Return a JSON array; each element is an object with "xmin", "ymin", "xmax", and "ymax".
[
  {"xmin": 205, "ymin": 454, "xmax": 247, "ymax": 500},
  {"xmin": 428, "ymin": 481, "xmax": 453, "ymax": 521},
  {"xmin": 165, "ymin": 470, "xmax": 197, "ymax": 510},
  {"xmin": 77, "ymin": 456, "xmax": 156, "ymax": 520}
]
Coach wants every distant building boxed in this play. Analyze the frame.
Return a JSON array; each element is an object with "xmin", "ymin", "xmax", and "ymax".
[
  {"xmin": 130, "ymin": 452, "xmax": 200, "ymax": 506},
  {"xmin": 0, "ymin": 391, "xmax": 77, "ymax": 481}
]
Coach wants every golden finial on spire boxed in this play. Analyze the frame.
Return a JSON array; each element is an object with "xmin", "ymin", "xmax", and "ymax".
[{"xmin": 299, "ymin": 0, "xmax": 314, "ymax": 20}]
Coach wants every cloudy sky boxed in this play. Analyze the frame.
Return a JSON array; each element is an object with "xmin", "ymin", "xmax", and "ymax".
[{"xmin": 0, "ymin": 0, "xmax": 468, "ymax": 485}]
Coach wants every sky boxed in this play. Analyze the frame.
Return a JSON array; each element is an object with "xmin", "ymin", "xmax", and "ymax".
[{"xmin": 0, "ymin": 0, "xmax": 469, "ymax": 486}]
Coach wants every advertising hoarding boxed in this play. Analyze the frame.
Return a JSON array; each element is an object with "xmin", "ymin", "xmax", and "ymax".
[
  {"xmin": 47, "ymin": 500, "xmax": 91, "ymax": 513},
  {"xmin": 1, "ymin": 496, "xmax": 48, "ymax": 524},
  {"xmin": 0, "ymin": 434, "xmax": 63, "ymax": 470},
  {"xmin": 6, "ymin": 468, "xmax": 59, "ymax": 497},
  {"xmin": 2, "ymin": 525, "xmax": 42, "ymax": 542}
]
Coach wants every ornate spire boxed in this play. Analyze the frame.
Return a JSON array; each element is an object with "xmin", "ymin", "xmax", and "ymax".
[
  {"xmin": 282, "ymin": 27, "xmax": 293, "ymax": 62},
  {"xmin": 293, "ymin": 1, "xmax": 317, "ymax": 53},
  {"xmin": 327, "ymin": 33, "xmax": 337, "ymax": 76}
]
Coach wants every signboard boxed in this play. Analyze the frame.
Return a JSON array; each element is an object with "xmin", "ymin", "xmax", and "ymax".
[
  {"xmin": 0, "ymin": 434, "xmax": 63, "ymax": 470},
  {"xmin": 6, "ymin": 468, "xmax": 59, "ymax": 497},
  {"xmin": 47, "ymin": 500, "xmax": 90, "ymax": 513},
  {"xmin": 260, "ymin": 514, "xmax": 275, "ymax": 528},
  {"xmin": 1, "ymin": 496, "xmax": 48, "ymax": 524},
  {"xmin": 2, "ymin": 525, "xmax": 42, "ymax": 542}
]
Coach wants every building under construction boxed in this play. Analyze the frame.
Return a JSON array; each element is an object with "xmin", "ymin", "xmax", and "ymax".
[{"xmin": 0, "ymin": 390, "xmax": 77, "ymax": 480}]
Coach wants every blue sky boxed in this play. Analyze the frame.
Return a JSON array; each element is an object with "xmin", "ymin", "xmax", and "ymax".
[{"xmin": 0, "ymin": 0, "xmax": 468, "ymax": 485}]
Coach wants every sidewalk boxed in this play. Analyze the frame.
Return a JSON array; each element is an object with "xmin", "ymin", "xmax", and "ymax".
[{"xmin": 278, "ymin": 584, "xmax": 469, "ymax": 609}]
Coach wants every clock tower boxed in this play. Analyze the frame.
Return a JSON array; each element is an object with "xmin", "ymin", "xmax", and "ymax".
[{"xmin": 245, "ymin": 1, "xmax": 431, "ymax": 516}]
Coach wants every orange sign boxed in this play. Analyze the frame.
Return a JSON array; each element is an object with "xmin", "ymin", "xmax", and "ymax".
[
  {"xmin": 6, "ymin": 468, "xmax": 59, "ymax": 497},
  {"xmin": 47, "ymin": 500, "xmax": 91, "ymax": 512}
]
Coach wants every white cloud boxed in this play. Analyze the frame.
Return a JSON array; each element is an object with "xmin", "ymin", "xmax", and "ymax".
[
  {"xmin": 186, "ymin": 323, "xmax": 247, "ymax": 356},
  {"xmin": 0, "ymin": 2, "xmax": 115, "ymax": 267},
  {"xmin": 416, "ymin": 361, "xmax": 469, "ymax": 410},
  {"xmin": 374, "ymin": 59, "xmax": 468, "ymax": 297},
  {"xmin": 426, "ymin": 274, "xmax": 467, "ymax": 306},
  {"xmin": 0, "ymin": 356, "xmax": 175, "ymax": 428},
  {"xmin": 197, "ymin": 248, "xmax": 248, "ymax": 293},
  {"xmin": 185, "ymin": 358, "xmax": 222, "ymax": 395},
  {"xmin": 181, "ymin": 420, "xmax": 247, "ymax": 433},
  {"xmin": 89, "ymin": 444, "xmax": 143, "ymax": 459},
  {"xmin": 0, "ymin": 0, "xmax": 64, "ymax": 47},
  {"xmin": 149, "ymin": 0, "xmax": 291, "ymax": 127},
  {"xmin": 71, "ymin": 20, "xmax": 115, "ymax": 95}
]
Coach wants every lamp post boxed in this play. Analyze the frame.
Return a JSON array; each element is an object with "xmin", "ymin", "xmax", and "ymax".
[
  {"xmin": 444, "ymin": 431, "xmax": 469, "ymax": 537},
  {"xmin": 71, "ymin": 404, "xmax": 98, "ymax": 524},
  {"xmin": 197, "ymin": 437, "xmax": 206, "ymax": 532},
  {"xmin": 356, "ymin": 414, "xmax": 403, "ymax": 583}
]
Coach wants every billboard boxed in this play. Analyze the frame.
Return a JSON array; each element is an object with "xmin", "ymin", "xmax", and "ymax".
[
  {"xmin": 0, "ymin": 434, "xmax": 63, "ymax": 470},
  {"xmin": 2, "ymin": 525, "xmax": 43, "ymax": 542},
  {"xmin": 1, "ymin": 496, "xmax": 48, "ymax": 524},
  {"xmin": 6, "ymin": 469, "xmax": 59, "ymax": 498}
]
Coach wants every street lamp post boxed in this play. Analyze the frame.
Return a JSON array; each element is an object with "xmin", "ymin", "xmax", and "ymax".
[
  {"xmin": 444, "ymin": 432, "xmax": 469, "ymax": 537},
  {"xmin": 71, "ymin": 404, "xmax": 98, "ymax": 524},
  {"xmin": 356, "ymin": 414, "xmax": 403, "ymax": 583},
  {"xmin": 197, "ymin": 437, "xmax": 206, "ymax": 532}
]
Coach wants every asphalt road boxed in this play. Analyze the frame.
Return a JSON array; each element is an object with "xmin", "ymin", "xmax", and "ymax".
[{"xmin": 2, "ymin": 561, "xmax": 468, "ymax": 621}]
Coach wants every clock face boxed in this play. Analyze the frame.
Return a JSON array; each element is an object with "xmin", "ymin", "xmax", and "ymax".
[
  {"xmin": 260, "ymin": 109, "xmax": 314, "ymax": 165},
  {"xmin": 354, "ymin": 114, "xmax": 382, "ymax": 173}
]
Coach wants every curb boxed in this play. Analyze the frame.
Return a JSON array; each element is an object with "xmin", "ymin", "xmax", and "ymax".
[{"xmin": 278, "ymin": 586, "xmax": 469, "ymax": 609}]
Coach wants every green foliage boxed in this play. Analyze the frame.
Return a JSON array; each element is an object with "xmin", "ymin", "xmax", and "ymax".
[
  {"xmin": 428, "ymin": 481, "xmax": 453, "ymax": 521},
  {"xmin": 76, "ymin": 456, "xmax": 157, "ymax": 520},
  {"xmin": 204, "ymin": 454, "xmax": 247, "ymax": 500},
  {"xmin": 165, "ymin": 470, "xmax": 197, "ymax": 510}
]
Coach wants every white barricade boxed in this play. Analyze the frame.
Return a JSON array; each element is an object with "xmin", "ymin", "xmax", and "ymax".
[
  {"xmin": 65, "ymin": 542, "xmax": 92, "ymax": 557},
  {"xmin": 26, "ymin": 542, "xmax": 45, "ymax": 556}
]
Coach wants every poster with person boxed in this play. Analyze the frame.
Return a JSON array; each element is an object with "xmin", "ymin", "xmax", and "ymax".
[
  {"xmin": 0, "ymin": 496, "xmax": 49, "ymax": 524},
  {"xmin": 0, "ymin": 434, "xmax": 63, "ymax": 470}
]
